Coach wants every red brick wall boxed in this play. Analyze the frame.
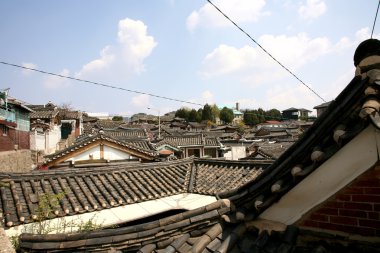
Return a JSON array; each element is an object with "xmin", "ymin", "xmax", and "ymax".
[
  {"xmin": 298, "ymin": 165, "xmax": 380, "ymax": 237},
  {"xmin": 0, "ymin": 127, "xmax": 30, "ymax": 151}
]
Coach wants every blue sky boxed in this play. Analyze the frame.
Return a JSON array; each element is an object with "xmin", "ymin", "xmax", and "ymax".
[{"xmin": 0, "ymin": 0, "xmax": 378, "ymax": 116}]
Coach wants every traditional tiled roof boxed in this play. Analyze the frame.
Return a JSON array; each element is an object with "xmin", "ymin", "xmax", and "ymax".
[
  {"xmin": 14, "ymin": 40, "xmax": 380, "ymax": 253},
  {"xmin": 94, "ymin": 120, "xmax": 124, "ymax": 129},
  {"xmin": 29, "ymin": 104, "xmax": 81, "ymax": 120},
  {"xmin": 156, "ymin": 134, "xmax": 221, "ymax": 148},
  {"xmin": 0, "ymin": 158, "xmax": 265, "ymax": 229},
  {"xmin": 59, "ymin": 110, "xmax": 82, "ymax": 120},
  {"xmin": 29, "ymin": 110, "xmax": 59, "ymax": 120},
  {"xmin": 44, "ymin": 133, "xmax": 158, "ymax": 165},
  {"xmin": 209, "ymin": 125, "xmax": 238, "ymax": 132},
  {"xmin": 20, "ymin": 201, "xmax": 298, "ymax": 252},
  {"xmin": 187, "ymin": 122, "xmax": 207, "ymax": 129},
  {"xmin": 192, "ymin": 160, "xmax": 269, "ymax": 195},
  {"xmin": 240, "ymin": 148, "xmax": 277, "ymax": 161},
  {"xmin": 0, "ymin": 159, "xmax": 193, "ymax": 228},
  {"xmin": 103, "ymin": 128, "xmax": 148, "ymax": 139},
  {"xmin": 250, "ymin": 142, "xmax": 294, "ymax": 159}
]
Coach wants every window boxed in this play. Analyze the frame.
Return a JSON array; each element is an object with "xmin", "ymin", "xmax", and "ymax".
[{"xmin": 1, "ymin": 124, "xmax": 8, "ymax": 136}]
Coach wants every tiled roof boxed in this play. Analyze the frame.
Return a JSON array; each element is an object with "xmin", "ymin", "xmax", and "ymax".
[
  {"xmin": 1, "ymin": 158, "xmax": 265, "ymax": 229},
  {"xmin": 103, "ymin": 128, "xmax": 147, "ymax": 139},
  {"xmin": 240, "ymin": 148, "xmax": 277, "ymax": 161},
  {"xmin": 0, "ymin": 159, "xmax": 193, "ymax": 228},
  {"xmin": 156, "ymin": 134, "xmax": 221, "ymax": 148},
  {"xmin": 13, "ymin": 40, "xmax": 380, "ymax": 252},
  {"xmin": 250, "ymin": 142, "xmax": 294, "ymax": 159},
  {"xmin": 29, "ymin": 110, "xmax": 58, "ymax": 119},
  {"xmin": 59, "ymin": 110, "xmax": 82, "ymax": 120},
  {"xmin": 44, "ymin": 133, "xmax": 158, "ymax": 165},
  {"xmin": 20, "ymin": 200, "xmax": 299, "ymax": 252},
  {"xmin": 192, "ymin": 160, "xmax": 269, "ymax": 195},
  {"xmin": 94, "ymin": 120, "xmax": 124, "ymax": 129}
]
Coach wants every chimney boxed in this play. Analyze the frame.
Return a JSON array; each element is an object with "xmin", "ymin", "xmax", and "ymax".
[{"xmin": 236, "ymin": 102, "xmax": 240, "ymax": 111}]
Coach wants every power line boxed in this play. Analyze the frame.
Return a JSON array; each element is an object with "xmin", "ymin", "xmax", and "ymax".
[
  {"xmin": 0, "ymin": 61, "xmax": 203, "ymax": 107},
  {"xmin": 371, "ymin": 0, "xmax": 380, "ymax": 38},
  {"xmin": 206, "ymin": 0, "xmax": 326, "ymax": 103}
]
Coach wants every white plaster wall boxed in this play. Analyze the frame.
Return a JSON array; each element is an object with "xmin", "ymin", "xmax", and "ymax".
[
  {"xmin": 223, "ymin": 146, "xmax": 246, "ymax": 160},
  {"xmin": 34, "ymin": 133, "xmax": 45, "ymax": 151},
  {"xmin": 29, "ymin": 132, "xmax": 37, "ymax": 151},
  {"xmin": 30, "ymin": 132, "xmax": 48, "ymax": 152},
  {"xmin": 46, "ymin": 126, "xmax": 61, "ymax": 154},
  {"xmin": 104, "ymin": 146, "xmax": 132, "ymax": 160},
  {"xmin": 5, "ymin": 194, "xmax": 218, "ymax": 237},
  {"xmin": 65, "ymin": 146, "xmax": 101, "ymax": 162}
]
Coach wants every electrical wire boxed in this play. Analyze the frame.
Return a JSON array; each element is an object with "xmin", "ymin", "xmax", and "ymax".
[
  {"xmin": 0, "ymin": 61, "xmax": 203, "ymax": 107},
  {"xmin": 371, "ymin": 0, "xmax": 380, "ymax": 38},
  {"xmin": 206, "ymin": 0, "xmax": 326, "ymax": 103}
]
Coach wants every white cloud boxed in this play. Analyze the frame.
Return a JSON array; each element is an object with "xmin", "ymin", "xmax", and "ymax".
[
  {"xmin": 200, "ymin": 33, "xmax": 331, "ymax": 85},
  {"xmin": 21, "ymin": 62, "xmax": 38, "ymax": 76},
  {"xmin": 266, "ymin": 84, "xmax": 319, "ymax": 111},
  {"xmin": 202, "ymin": 90, "xmax": 214, "ymax": 104},
  {"xmin": 187, "ymin": 0, "xmax": 268, "ymax": 31},
  {"xmin": 131, "ymin": 94, "xmax": 150, "ymax": 108},
  {"xmin": 185, "ymin": 90, "xmax": 215, "ymax": 107},
  {"xmin": 332, "ymin": 27, "xmax": 380, "ymax": 53},
  {"xmin": 298, "ymin": 0, "xmax": 327, "ymax": 20},
  {"xmin": 76, "ymin": 18, "xmax": 157, "ymax": 81},
  {"xmin": 43, "ymin": 69, "xmax": 70, "ymax": 89}
]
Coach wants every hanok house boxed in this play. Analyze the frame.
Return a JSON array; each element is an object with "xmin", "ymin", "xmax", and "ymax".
[
  {"xmin": 1, "ymin": 158, "xmax": 268, "ymax": 238},
  {"xmin": 43, "ymin": 131, "xmax": 158, "ymax": 168},
  {"xmin": 0, "ymin": 97, "xmax": 32, "ymax": 151},
  {"xmin": 29, "ymin": 103, "xmax": 61, "ymax": 155},
  {"xmin": 11, "ymin": 39, "xmax": 380, "ymax": 253},
  {"xmin": 58, "ymin": 109, "xmax": 83, "ymax": 141},
  {"xmin": 154, "ymin": 134, "xmax": 222, "ymax": 159}
]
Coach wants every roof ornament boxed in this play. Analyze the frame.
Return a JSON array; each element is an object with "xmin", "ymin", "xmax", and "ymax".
[
  {"xmin": 354, "ymin": 39, "xmax": 380, "ymax": 128},
  {"xmin": 354, "ymin": 39, "xmax": 380, "ymax": 76}
]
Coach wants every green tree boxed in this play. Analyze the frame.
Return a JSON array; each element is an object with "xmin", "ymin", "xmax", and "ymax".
[
  {"xmin": 244, "ymin": 110, "xmax": 260, "ymax": 126},
  {"xmin": 175, "ymin": 108, "xmax": 190, "ymax": 121},
  {"xmin": 211, "ymin": 104, "xmax": 220, "ymax": 122},
  {"xmin": 266, "ymin": 109, "xmax": 282, "ymax": 121},
  {"xmin": 219, "ymin": 107, "xmax": 234, "ymax": 124},
  {"xmin": 112, "ymin": 116, "xmax": 123, "ymax": 121},
  {"xmin": 237, "ymin": 121, "xmax": 246, "ymax": 134},
  {"xmin": 188, "ymin": 109, "xmax": 201, "ymax": 122},
  {"xmin": 201, "ymin": 104, "xmax": 213, "ymax": 122}
]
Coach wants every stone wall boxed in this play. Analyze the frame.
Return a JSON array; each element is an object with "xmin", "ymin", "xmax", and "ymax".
[{"xmin": 0, "ymin": 150, "xmax": 33, "ymax": 172}]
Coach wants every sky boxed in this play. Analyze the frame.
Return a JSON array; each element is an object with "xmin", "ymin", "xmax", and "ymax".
[{"xmin": 0, "ymin": 0, "xmax": 379, "ymax": 117}]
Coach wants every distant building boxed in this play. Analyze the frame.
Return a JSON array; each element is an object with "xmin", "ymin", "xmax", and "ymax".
[
  {"xmin": 282, "ymin": 107, "xmax": 311, "ymax": 120},
  {"xmin": 0, "ymin": 96, "xmax": 32, "ymax": 151},
  {"xmin": 218, "ymin": 102, "xmax": 243, "ymax": 125}
]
